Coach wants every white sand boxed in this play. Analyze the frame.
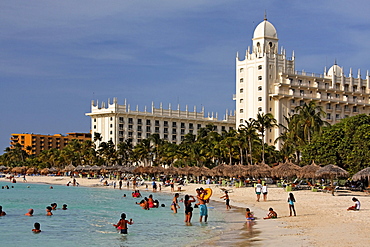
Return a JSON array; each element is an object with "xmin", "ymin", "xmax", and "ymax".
[{"xmin": 3, "ymin": 175, "xmax": 370, "ymax": 246}]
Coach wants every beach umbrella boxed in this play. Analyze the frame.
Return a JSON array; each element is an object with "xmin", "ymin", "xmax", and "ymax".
[
  {"xmin": 212, "ymin": 164, "xmax": 232, "ymax": 177},
  {"xmin": 352, "ymin": 167, "xmax": 370, "ymax": 181},
  {"xmin": 75, "ymin": 165, "xmax": 84, "ymax": 172},
  {"xmin": 119, "ymin": 166, "xmax": 135, "ymax": 173},
  {"xmin": 0, "ymin": 165, "xmax": 8, "ymax": 171},
  {"xmin": 272, "ymin": 161, "xmax": 301, "ymax": 179},
  {"xmin": 90, "ymin": 165, "xmax": 101, "ymax": 171},
  {"xmin": 253, "ymin": 162, "xmax": 272, "ymax": 178},
  {"xmin": 11, "ymin": 166, "xmax": 27, "ymax": 174},
  {"xmin": 49, "ymin": 167, "xmax": 59, "ymax": 173},
  {"xmin": 26, "ymin": 167, "xmax": 38, "ymax": 174},
  {"xmin": 164, "ymin": 166, "xmax": 178, "ymax": 175},
  {"xmin": 106, "ymin": 164, "xmax": 121, "ymax": 171},
  {"xmin": 298, "ymin": 161, "xmax": 321, "ymax": 179},
  {"xmin": 133, "ymin": 166, "xmax": 146, "ymax": 174},
  {"xmin": 40, "ymin": 168, "xmax": 50, "ymax": 175},
  {"xmin": 64, "ymin": 164, "xmax": 76, "ymax": 172},
  {"xmin": 198, "ymin": 166, "xmax": 213, "ymax": 177},
  {"xmin": 315, "ymin": 164, "xmax": 349, "ymax": 195}
]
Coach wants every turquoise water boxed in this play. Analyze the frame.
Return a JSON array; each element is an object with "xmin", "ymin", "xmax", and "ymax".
[{"xmin": 0, "ymin": 181, "xmax": 247, "ymax": 247}]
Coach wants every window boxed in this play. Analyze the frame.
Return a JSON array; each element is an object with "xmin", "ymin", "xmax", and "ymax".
[
  {"xmin": 325, "ymin": 83, "xmax": 329, "ymax": 89},
  {"xmin": 222, "ymin": 126, "xmax": 226, "ymax": 131},
  {"xmin": 181, "ymin": 129, "xmax": 185, "ymax": 135},
  {"xmin": 93, "ymin": 125, "xmax": 96, "ymax": 129},
  {"xmin": 327, "ymin": 104, "xmax": 332, "ymax": 110},
  {"xmin": 240, "ymin": 109, "xmax": 244, "ymax": 113},
  {"xmin": 110, "ymin": 131, "xmax": 112, "ymax": 135},
  {"xmin": 146, "ymin": 126, "xmax": 151, "ymax": 132},
  {"xmin": 128, "ymin": 118, "xmax": 133, "ymax": 124},
  {"xmin": 172, "ymin": 129, "xmax": 177, "ymax": 134},
  {"xmin": 181, "ymin": 123, "xmax": 185, "ymax": 128},
  {"xmin": 119, "ymin": 131, "xmax": 124, "ymax": 137},
  {"xmin": 172, "ymin": 135, "xmax": 176, "ymax": 141},
  {"xmin": 146, "ymin": 119, "xmax": 151, "ymax": 125},
  {"xmin": 300, "ymin": 90, "xmax": 304, "ymax": 96},
  {"xmin": 155, "ymin": 127, "xmax": 160, "ymax": 133},
  {"xmin": 146, "ymin": 133, "xmax": 150, "ymax": 138},
  {"xmin": 119, "ymin": 117, "xmax": 124, "ymax": 123},
  {"xmin": 137, "ymin": 126, "xmax": 142, "ymax": 131},
  {"xmin": 110, "ymin": 124, "xmax": 113, "ymax": 128},
  {"xmin": 164, "ymin": 121, "xmax": 168, "ymax": 127},
  {"xmin": 300, "ymin": 100, "xmax": 304, "ymax": 106},
  {"xmin": 326, "ymin": 113, "xmax": 331, "ymax": 120},
  {"xmin": 94, "ymin": 118, "xmax": 97, "ymax": 122},
  {"xmin": 110, "ymin": 117, "xmax": 113, "ymax": 121},
  {"xmin": 164, "ymin": 128, "xmax": 168, "ymax": 134},
  {"xmin": 353, "ymin": 96, "xmax": 357, "ymax": 102},
  {"xmin": 336, "ymin": 114, "xmax": 340, "ymax": 119},
  {"xmin": 240, "ymin": 68, "xmax": 244, "ymax": 73},
  {"xmin": 258, "ymin": 65, "xmax": 262, "ymax": 70},
  {"xmin": 353, "ymin": 86, "xmax": 357, "ymax": 92},
  {"xmin": 172, "ymin": 122, "xmax": 177, "ymax": 128},
  {"xmin": 138, "ymin": 133, "xmax": 142, "ymax": 138},
  {"xmin": 240, "ymin": 88, "xmax": 244, "ymax": 93},
  {"xmin": 164, "ymin": 134, "xmax": 168, "ymax": 140},
  {"xmin": 197, "ymin": 124, "xmax": 202, "ymax": 129},
  {"xmin": 344, "ymin": 85, "xmax": 349, "ymax": 91},
  {"xmin": 327, "ymin": 93, "xmax": 331, "ymax": 99},
  {"xmin": 258, "ymin": 107, "xmax": 262, "ymax": 111},
  {"xmin": 240, "ymin": 119, "xmax": 243, "ymax": 123},
  {"xmin": 119, "ymin": 124, "xmax": 124, "ymax": 130},
  {"xmin": 128, "ymin": 125, "xmax": 133, "ymax": 130},
  {"xmin": 353, "ymin": 106, "xmax": 358, "ymax": 112},
  {"xmin": 240, "ymin": 78, "xmax": 244, "ymax": 83},
  {"xmin": 189, "ymin": 123, "xmax": 193, "ymax": 129},
  {"xmin": 291, "ymin": 99, "xmax": 295, "ymax": 104},
  {"xmin": 336, "ymin": 94, "xmax": 339, "ymax": 98},
  {"xmin": 240, "ymin": 99, "xmax": 244, "ymax": 103},
  {"xmin": 258, "ymin": 76, "xmax": 262, "ymax": 80},
  {"xmin": 258, "ymin": 86, "xmax": 262, "ymax": 91},
  {"xmin": 155, "ymin": 120, "xmax": 160, "ymax": 126},
  {"xmin": 137, "ymin": 119, "xmax": 142, "ymax": 125},
  {"xmin": 258, "ymin": 97, "xmax": 262, "ymax": 101}
]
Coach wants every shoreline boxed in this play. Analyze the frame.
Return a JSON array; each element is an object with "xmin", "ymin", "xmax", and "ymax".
[{"xmin": 3, "ymin": 175, "xmax": 370, "ymax": 246}]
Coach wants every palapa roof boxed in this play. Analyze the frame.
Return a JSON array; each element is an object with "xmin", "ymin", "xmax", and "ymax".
[
  {"xmin": 352, "ymin": 167, "xmax": 370, "ymax": 181},
  {"xmin": 272, "ymin": 161, "xmax": 301, "ymax": 178},
  {"xmin": 298, "ymin": 162, "xmax": 321, "ymax": 178},
  {"xmin": 315, "ymin": 164, "xmax": 349, "ymax": 178}
]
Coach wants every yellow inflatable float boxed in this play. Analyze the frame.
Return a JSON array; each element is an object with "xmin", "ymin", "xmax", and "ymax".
[{"xmin": 202, "ymin": 188, "xmax": 213, "ymax": 200}]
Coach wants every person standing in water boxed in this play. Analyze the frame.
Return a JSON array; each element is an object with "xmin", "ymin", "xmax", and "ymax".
[
  {"xmin": 196, "ymin": 188, "xmax": 208, "ymax": 223},
  {"xmin": 171, "ymin": 193, "xmax": 180, "ymax": 213},
  {"xmin": 220, "ymin": 191, "xmax": 231, "ymax": 209},
  {"xmin": 113, "ymin": 213, "xmax": 133, "ymax": 234},
  {"xmin": 184, "ymin": 195, "xmax": 196, "ymax": 223}
]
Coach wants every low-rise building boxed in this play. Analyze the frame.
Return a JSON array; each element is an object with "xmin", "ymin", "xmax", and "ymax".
[{"xmin": 10, "ymin": 132, "xmax": 91, "ymax": 155}]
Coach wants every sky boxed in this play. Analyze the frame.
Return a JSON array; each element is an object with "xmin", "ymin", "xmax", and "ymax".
[{"xmin": 1, "ymin": 0, "xmax": 370, "ymax": 153}]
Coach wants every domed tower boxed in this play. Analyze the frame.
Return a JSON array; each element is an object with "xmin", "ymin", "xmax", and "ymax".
[{"xmin": 252, "ymin": 17, "xmax": 278, "ymax": 56}]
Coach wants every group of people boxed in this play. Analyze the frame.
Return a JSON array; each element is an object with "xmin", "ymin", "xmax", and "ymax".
[
  {"xmin": 0, "ymin": 202, "xmax": 68, "ymax": 233},
  {"xmin": 136, "ymin": 194, "xmax": 161, "ymax": 209}
]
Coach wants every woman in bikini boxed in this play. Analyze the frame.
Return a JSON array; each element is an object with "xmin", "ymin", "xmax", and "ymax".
[{"xmin": 171, "ymin": 193, "xmax": 180, "ymax": 213}]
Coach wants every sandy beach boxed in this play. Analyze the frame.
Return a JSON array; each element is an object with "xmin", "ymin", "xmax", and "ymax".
[{"xmin": 3, "ymin": 175, "xmax": 369, "ymax": 246}]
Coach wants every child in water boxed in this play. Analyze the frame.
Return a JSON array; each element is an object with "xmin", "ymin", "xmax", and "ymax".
[
  {"xmin": 113, "ymin": 213, "xmax": 133, "ymax": 234},
  {"xmin": 32, "ymin": 222, "xmax": 41, "ymax": 233},
  {"xmin": 62, "ymin": 204, "xmax": 68, "ymax": 210},
  {"xmin": 245, "ymin": 208, "xmax": 255, "ymax": 221},
  {"xmin": 263, "ymin": 208, "xmax": 277, "ymax": 219}
]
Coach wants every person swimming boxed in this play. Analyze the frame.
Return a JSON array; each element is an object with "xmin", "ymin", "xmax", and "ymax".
[
  {"xmin": 46, "ymin": 206, "xmax": 53, "ymax": 216},
  {"xmin": 32, "ymin": 222, "xmax": 41, "ymax": 233},
  {"xmin": 62, "ymin": 204, "xmax": 68, "ymax": 210},
  {"xmin": 25, "ymin": 208, "xmax": 34, "ymax": 216},
  {"xmin": 0, "ymin": 206, "xmax": 6, "ymax": 216}
]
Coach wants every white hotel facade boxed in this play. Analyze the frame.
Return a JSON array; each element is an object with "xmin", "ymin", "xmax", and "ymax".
[
  {"xmin": 235, "ymin": 17, "xmax": 370, "ymax": 146},
  {"xmin": 86, "ymin": 98, "xmax": 235, "ymax": 146}
]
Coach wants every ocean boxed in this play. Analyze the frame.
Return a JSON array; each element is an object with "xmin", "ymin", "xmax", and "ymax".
[{"xmin": 0, "ymin": 181, "xmax": 258, "ymax": 247}]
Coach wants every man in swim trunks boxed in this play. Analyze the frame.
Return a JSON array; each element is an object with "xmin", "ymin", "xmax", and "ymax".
[{"xmin": 196, "ymin": 188, "xmax": 208, "ymax": 223}]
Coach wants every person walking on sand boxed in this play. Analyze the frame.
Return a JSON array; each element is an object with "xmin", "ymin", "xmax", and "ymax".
[
  {"xmin": 288, "ymin": 193, "xmax": 296, "ymax": 216},
  {"xmin": 262, "ymin": 183, "xmax": 268, "ymax": 201},
  {"xmin": 113, "ymin": 213, "xmax": 133, "ymax": 234},
  {"xmin": 255, "ymin": 180, "xmax": 263, "ymax": 202},
  {"xmin": 220, "ymin": 191, "xmax": 231, "ymax": 209}
]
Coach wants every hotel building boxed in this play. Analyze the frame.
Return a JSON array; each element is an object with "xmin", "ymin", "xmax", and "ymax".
[
  {"xmin": 10, "ymin": 132, "xmax": 92, "ymax": 155},
  {"xmin": 86, "ymin": 98, "xmax": 235, "ymax": 146},
  {"xmin": 235, "ymin": 17, "xmax": 370, "ymax": 146}
]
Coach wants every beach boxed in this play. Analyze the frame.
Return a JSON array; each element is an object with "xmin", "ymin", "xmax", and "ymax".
[{"xmin": 3, "ymin": 175, "xmax": 370, "ymax": 246}]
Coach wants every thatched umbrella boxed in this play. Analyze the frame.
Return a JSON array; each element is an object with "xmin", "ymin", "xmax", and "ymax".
[
  {"xmin": 64, "ymin": 164, "xmax": 76, "ymax": 172},
  {"xmin": 255, "ymin": 162, "xmax": 272, "ymax": 178},
  {"xmin": 49, "ymin": 167, "xmax": 59, "ymax": 173},
  {"xmin": 352, "ymin": 167, "xmax": 370, "ymax": 181},
  {"xmin": 106, "ymin": 164, "xmax": 121, "ymax": 171},
  {"xmin": 272, "ymin": 161, "xmax": 301, "ymax": 178},
  {"xmin": 40, "ymin": 168, "xmax": 50, "ymax": 175},
  {"xmin": 150, "ymin": 166, "xmax": 165, "ymax": 175},
  {"xmin": 298, "ymin": 162, "xmax": 321, "ymax": 179},
  {"xmin": 119, "ymin": 166, "xmax": 135, "ymax": 173},
  {"xmin": 90, "ymin": 165, "xmax": 101, "ymax": 172},
  {"xmin": 212, "ymin": 164, "xmax": 232, "ymax": 177},
  {"xmin": 133, "ymin": 166, "xmax": 146, "ymax": 174},
  {"xmin": 26, "ymin": 167, "xmax": 38, "ymax": 174},
  {"xmin": 315, "ymin": 164, "xmax": 349, "ymax": 195},
  {"xmin": 0, "ymin": 165, "xmax": 8, "ymax": 171},
  {"xmin": 75, "ymin": 165, "xmax": 84, "ymax": 172},
  {"xmin": 12, "ymin": 166, "xmax": 27, "ymax": 174},
  {"xmin": 164, "ymin": 166, "xmax": 178, "ymax": 175},
  {"xmin": 198, "ymin": 166, "xmax": 213, "ymax": 177}
]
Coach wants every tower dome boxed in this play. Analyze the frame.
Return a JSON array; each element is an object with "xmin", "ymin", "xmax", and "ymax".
[
  {"xmin": 253, "ymin": 19, "xmax": 278, "ymax": 40},
  {"xmin": 327, "ymin": 64, "xmax": 343, "ymax": 77}
]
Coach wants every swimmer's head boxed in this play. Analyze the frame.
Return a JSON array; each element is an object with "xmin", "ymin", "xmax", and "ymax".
[
  {"xmin": 28, "ymin": 209, "xmax": 34, "ymax": 214},
  {"xmin": 121, "ymin": 213, "xmax": 126, "ymax": 219},
  {"xmin": 269, "ymin": 208, "xmax": 273, "ymax": 211},
  {"xmin": 246, "ymin": 208, "xmax": 250, "ymax": 212},
  {"xmin": 34, "ymin": 222, "xmax": 40, "ymax": 230},
  {"xmin": 46, "ymin": 206, "xmax": 52, "ymax": 211},
  {"xmin": 175, "ymin": 193, "xmax": 179, "ymax": 197},
  {"xmin": 161, "ymin": 204, "xmax": 165, "ymax": 207}
]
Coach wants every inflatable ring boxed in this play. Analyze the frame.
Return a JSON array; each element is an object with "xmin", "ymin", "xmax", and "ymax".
[{"xmin": 202, "ymin": 188, "xmax": 213, "ymax": 200}]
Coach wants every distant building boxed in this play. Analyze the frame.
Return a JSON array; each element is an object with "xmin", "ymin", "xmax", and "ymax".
[
  {"xmin": 235, "ymin": 17, "xmax": 370, "ymax": 147},
  {"xmin": 86, "ymin": 98, "xmax": 235, "ymax": 146},
  {"xmin": 10, "ymin": 132, "xmax": 91, "ymax": 155}
]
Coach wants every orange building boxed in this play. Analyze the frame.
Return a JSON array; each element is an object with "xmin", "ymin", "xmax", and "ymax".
[{"xmin": 10, "ymin": 132, "xmax": 91, "ymax": 155}]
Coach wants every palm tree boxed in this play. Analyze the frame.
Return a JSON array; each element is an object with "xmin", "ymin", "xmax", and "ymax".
[
  {"xmin": 254, "ymin": 113, "xmax": 278, "ymax": 163},
  {"xmin": 293, "ymin": 101, "xmax": 329, "ymax": 144},
  {"xmin": 117, "ymin": 139, "xmax": 133, "ymax": 166},
  {"xmin": 240, "ymin": 119, "xmax": 259, "ymax": 165},
  {"xmin": 93, "ymin": 132, "xmax": 103, "ymax": 147}
]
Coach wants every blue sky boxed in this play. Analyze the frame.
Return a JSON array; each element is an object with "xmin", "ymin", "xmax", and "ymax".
[{"xmin": 1, "ymin": 0, "xmax": 370, "ymax": 153}]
